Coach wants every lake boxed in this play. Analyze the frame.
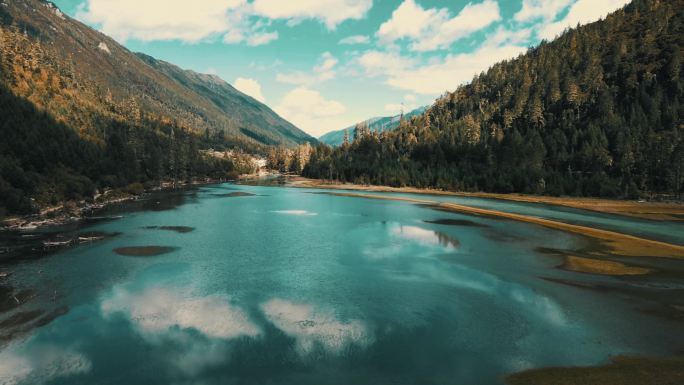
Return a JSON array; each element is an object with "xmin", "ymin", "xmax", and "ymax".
[{"xmin": 1, "ymin": 184, "xmax": 683, "ymax": 385}]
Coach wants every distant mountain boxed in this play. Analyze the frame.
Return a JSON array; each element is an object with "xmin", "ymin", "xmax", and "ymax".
[
  {"xmin": 319, "ymin": 107, "xmax": 427, "ymax": 146},
  {"xmin": 0, "ymin": 0, "xmax": 313, "ymax": 148}
]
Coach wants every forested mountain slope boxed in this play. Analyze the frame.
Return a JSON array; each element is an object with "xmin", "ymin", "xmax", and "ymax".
[
  {"xmin": 0, "ymin": 0, "xmax": 312, "ymax": 148},
  {"xmin": 0, "ymin": 0, "xmax": 316, "ymax": 216},
  {"xmin": 0, "ymin": 80, "xmax": 236, "ymax": 217},
  {"xmin": 305, "ymin": 0, "xmax": 683, "ymax": 198}
]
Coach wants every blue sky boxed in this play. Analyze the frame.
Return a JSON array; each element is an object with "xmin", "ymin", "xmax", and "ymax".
[{"xmin": 51, "ymin": 0, "xmax": 630, "ymax": 137}]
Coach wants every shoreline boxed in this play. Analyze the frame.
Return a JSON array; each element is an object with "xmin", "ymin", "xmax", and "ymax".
[
  {"xmin": 0, "ymin": 178, "xmax": 228, "ymax": 232},
  {"xmin": 288, "ymin": 178, "xmax": 684, "ymax": 222},
  {"xmin": 505, "ymin": 355, "xmax": 684, "ymax": 385},
  {"xmin": 320, "ymin": 191, "xmax": 684, "ymax": 260}
]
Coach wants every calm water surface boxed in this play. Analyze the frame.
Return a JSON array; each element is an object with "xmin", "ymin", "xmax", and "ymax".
[{"xmin": 1, "ymin": 184, "xmax": 683, "ymax": 385}]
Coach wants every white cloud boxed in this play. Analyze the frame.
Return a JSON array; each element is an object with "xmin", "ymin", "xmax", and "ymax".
[
  {"xmin": 234, "ymin": 77, "xmax": 266, "ymax": 102},
  {"xmin": 251, "ymin": 0, "xmax": 373, "ymax": 29},
  {"xmin": 101, "ymin": 287, "xmax": 261, "ymax": 340},
  {"xmin": 275, "ymin": 87, "xmax": 346, "ymax": 136},
  {"xmin": 378, "ymin": 0, "xmax": 443, "ymax": 42},
  {"xmin": 357, "ymin": 50, "xmax": 415, "ymax": 77},
  {"xmin": 383, "ymin": 103, "xmax": 403, "ymax": 113},
  {"xmin": 314, "ymin": 52, "xmax": 339, "ymax": 81},
  {"xmin": 249, "ymin": 59, "xmax": 283, "ymax": 71},
  {"xmin": 78, "ymin": 0, "xmax": 248, "ymax": 43},
  {"xmin": 384, "ymin": 94, "xmax": 418, "ymax": 114},
  {"xmin": 276, "ymin": 52, "xmax": 338, "ymax": 85},
  {"xmin": 339, "ymin": 35, "xmax": 370, "ymax": 45},
  {"xmin": 487, "ymin": 26, "xmax": 533, "ymax": 46},
  {"xmin": 538, "ymin": 0, "xmax": 630, "ymax": 40},
  {"xmin": 377, "ymin": 0, "xmax": 501, "ymax": 52},
  {"xmin": 387, "ymin": 43, "xmax": 525, "ymax": 94},
  {"xmin": 514, "ymin": 0, "xmax": 573, "ymax": 22},
  {"xmin": 261, "ymin": 299, "xmax": 372, "ymax": 355},
  {"xmin": 247, "ymin": 31, "xmax": 279, "ymax": 46},
  {"xmin": 360, "ymin": 28, "xmax": 528, "ymax": 95}
]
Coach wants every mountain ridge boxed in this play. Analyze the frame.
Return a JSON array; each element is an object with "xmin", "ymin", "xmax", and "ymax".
[
  {"xmin": 0, "ymin": 0, "xmax": 314, "ymax": 149},
  {"xmin": 319, "ymin": 106, "xmax": 427, "ymax": 146}
]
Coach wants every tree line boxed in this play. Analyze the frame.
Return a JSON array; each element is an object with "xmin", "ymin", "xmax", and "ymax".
[
  {"xmin": 0, "ymin": 22, "xmax": 265, "ymax": 217},
  {"xmin": 0, "ymin": 81, "xmax": 241, "ymax": 216},
  {"xmin": 303, "ymin": 0, "xmax": 684, "ymax": 199}
]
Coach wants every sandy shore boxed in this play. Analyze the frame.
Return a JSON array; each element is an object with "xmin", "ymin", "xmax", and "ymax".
[{"xmin": 290, "ymin": 178, "xmax": 684, "ymax": 222}]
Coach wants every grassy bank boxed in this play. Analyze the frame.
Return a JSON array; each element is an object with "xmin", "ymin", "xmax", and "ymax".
[
  {"xmin": 291, "ymin": 178, "xmax": 684, "ymax": 222},
  {"xmin": 506, "ymin": 356, "xmax": 684, "ymax": 385},
  {"xmin": 320, "ymin": 191, "xmax": 684, "ymax": 260}
]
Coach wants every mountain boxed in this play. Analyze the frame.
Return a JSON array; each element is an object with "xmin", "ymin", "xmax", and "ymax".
[
  {"xmin": 319, "ymin": 107, "xmax": 427, "ymax": 146},
  {"xmin": 0, "ymin": 0, "xmax": 313, "ymax": 148},
  {"xmin": 0, "ymin": 0, "xmax": 318, "ymax": 216},
  {"xmin": 304, "ymin": 0, "xmax": 684, "ymax": 198}
]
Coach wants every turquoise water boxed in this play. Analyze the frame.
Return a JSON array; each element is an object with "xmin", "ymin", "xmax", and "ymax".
[
  {"xmin": 1, "ymin": 184, "xmax": 683, "ymax": 385},
  {"xmin": 326, "ymin": 190, "xmax": 684, "ymax": 245}
]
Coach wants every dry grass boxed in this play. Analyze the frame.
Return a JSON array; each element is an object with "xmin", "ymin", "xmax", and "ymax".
[
  {"xmin": 323, "ymin": 192, "xmax": 684, "ymax": 259},
  {"xmin": 292, "ymin": 179, "xmax": 684, "ymax": 222},
  {"xmin": 506, "ymin": 356, "xmax": 684, "ymax": 385},
  {"xmin": 561, "ymin": 256, "xmax": 653, "ymax": 276}
]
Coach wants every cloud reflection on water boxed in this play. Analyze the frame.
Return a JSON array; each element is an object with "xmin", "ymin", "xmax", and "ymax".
[
  {"xmin": 261, "ymin": 298, "xmax": 372, "ymax": 355},
  {"xmin": 392, "ymin": 225, "xmax": 459, "ymax": 249},
  {"xmin": 0, "ymin": 344, "xmax": 91, "ymax": 385},
  {"xmin": 397, "ymin": 262, "xmax": 568, "ymax": 326},
  {"xmin": 363, "ymin": 223, "xmax": 459, "ymax": 259},
  {"xmin": 101, "ymin": 287, "xmax": 261, "ymax": 339},
  {"xmin": 271, "ymin": 210, "xmax": 318, "ymax": 216}
]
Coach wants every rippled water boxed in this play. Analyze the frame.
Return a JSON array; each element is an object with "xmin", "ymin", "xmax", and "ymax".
[{"xmin": 1, "ymin": 184, "xmax": 683, "ymax": 385}]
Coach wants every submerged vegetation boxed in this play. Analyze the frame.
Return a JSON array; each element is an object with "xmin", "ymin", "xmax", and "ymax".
[{"xmin": 304, "ymin": 0, "xmax": 684, "ymax": 199}]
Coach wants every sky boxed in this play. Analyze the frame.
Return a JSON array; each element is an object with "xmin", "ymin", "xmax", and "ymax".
[{"xmin": 51, "ymin": 0, "xmax": 631, "ymax": 137}]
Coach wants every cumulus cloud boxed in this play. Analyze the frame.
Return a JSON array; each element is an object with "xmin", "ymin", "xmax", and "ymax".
[
  {"xmin": 276, "ymin": 52, "xmax": 339, "ymax": 85},
  {"xmin": 251, "ymin": 0, "xmax": 373, "ymax": 29},
  {"xmin": 275, "ymin": 87, "xmax": 346, "ymax": 136},
  {"xmin": 77, "ymin": 0, "xmax": 373, "ymax": 44},
  {"xmin": 538, "ymin": 0, "xmax": 630, "ymax": 40},
  {"xmin": 314, "ymin": 52, "xmax": 339, "ymax": 81},
  {"xmin": 359, "ymin": 26, "xmax": 528, "ymax": 95},
  {"xmin": 77, "ymin": 0, "xmax": 247, "ymax": 43},
  {"xmin": 378, "ymin": 0, "xmax": 501, "ymax": 52},
  {"xmin": 247, "ymin": 31, "xmax": 279, "ymax": 46},
  {"xmin": 261, "ymin": 299, "xmax": 372, "ymax": 355},
  {"xmin": 339, "ymin": 35, "xmax": 370, "ymax": 45},
  {"xmin": 388, "ymin": 44, "xmax": 525, "ymax": 94},
  {"xmin": 514, "ymin": 0, "xmax": 573, "ymax": 22},
  {"xmin": 357, "ymin": 50, "xmax": 415, "ymax": 77},
  {"xmin": 234, "ymin": 77, "xmax": 266, "ymax": 102},
  {"xmin": 101, "ymin": 287, "xmax": 261, "ymax": 340}
]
